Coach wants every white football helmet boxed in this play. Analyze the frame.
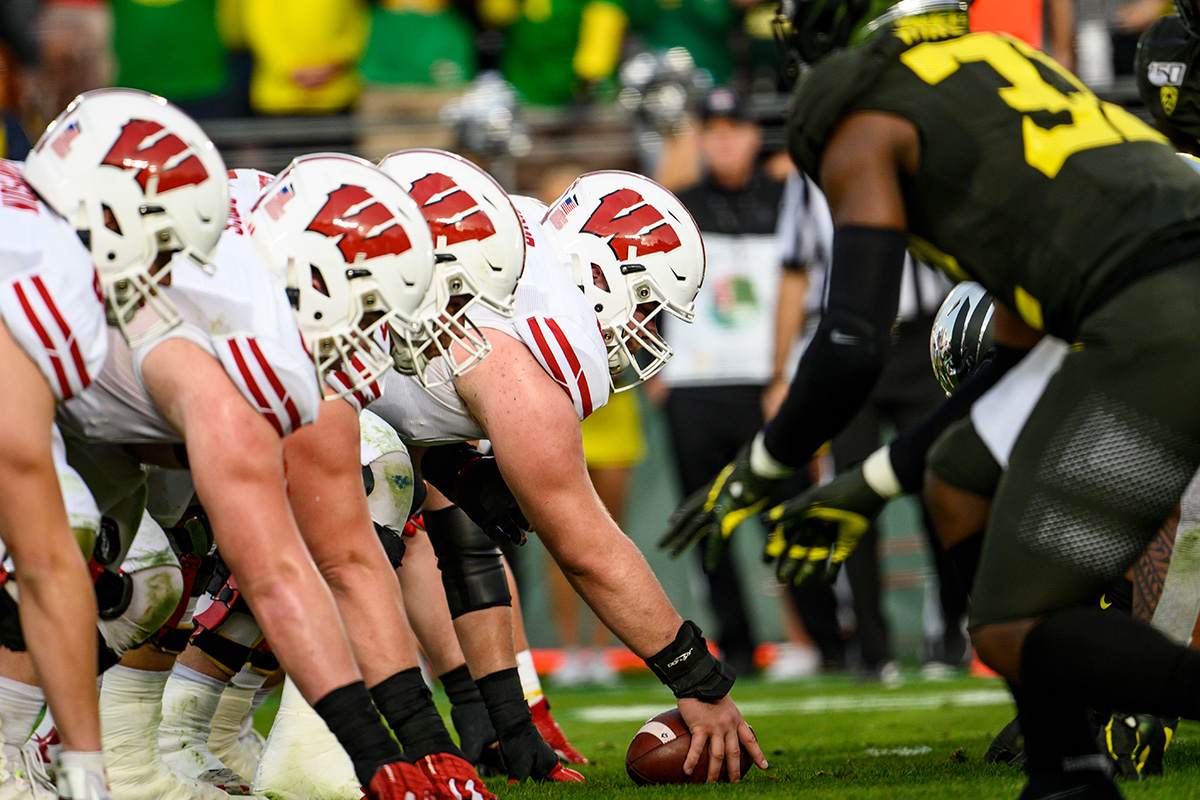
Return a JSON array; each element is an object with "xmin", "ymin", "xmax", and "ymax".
[
  {"xmin": 544, "ymin": 170, "xmax": 705, "ymax": 391},
  {"xmin": 377, "ymin": 148, "xmax": 525, "ymax": 387},
  {"xmin": 250, "ymin": 154, "xmax": 436, "ymax": 399},
  {"xmin": 24, "ymin": 88, "xmax": 229, "ymax": 347}
]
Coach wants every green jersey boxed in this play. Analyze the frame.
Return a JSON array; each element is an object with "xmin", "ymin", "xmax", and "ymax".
[
  {"xmin": 788, "ymin": 24, "xmax": 1200, "ymax": 340},
  {"xmin": 112, "ymin": 0, "xmax": 228, "ymax": 102},
  {"xmin": 1135, "ymin": 14, "xmax": 1200, "ymax": 147}
]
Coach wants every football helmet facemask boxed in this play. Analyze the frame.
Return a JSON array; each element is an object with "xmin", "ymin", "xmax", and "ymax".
[
  {"xmin": 544, "ymin": 170, "xmax": 704, "ymax": 392},
  {"xmin": 251, "ymin": 154, "xmax": 436, "ymax": 399},
  {"xmin": 930, "ymin": 280, "xmax": 994, "ymax": 396},
  {"xmin": 24, "ymin": 88, "xmax": 229, "ymax": 347},
  {"xmin": 377, "ymin": 149, "xmax": 525, "ymax": 387}
]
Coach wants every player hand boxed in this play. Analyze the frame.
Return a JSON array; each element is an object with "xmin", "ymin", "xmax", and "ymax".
[
  {"xmin": 660, "ymin": 444, "xmax": 778, "ymax": 572},
  {"xmin": 453, "ymin": 455, "xmax": 530, "ymax": 547},
  {"xmin": 676, "ymin": 696, "xmax": 767, "ymax": 783},
  {"xmin": 763, "ymin": 463, "xmax": 886, "ymax": 585}
]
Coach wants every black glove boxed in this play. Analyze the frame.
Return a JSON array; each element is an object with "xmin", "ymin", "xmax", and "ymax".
[
  {"xmin": 660, "ymin": 443, "xmax": 779, "ymax": 572},
  {"xmin": 453, "ymin": 455, "xmax": 530, "ymax": 547},
  {"xmin": 763, "ymin": 463, "xmax": 887, "ymax": 585},
  {"xmin": 421, "ymin": 444, "xmax": 530, "ymax": 547}
]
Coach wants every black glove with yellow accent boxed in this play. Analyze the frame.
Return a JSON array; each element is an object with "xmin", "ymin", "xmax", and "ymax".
[
  {"xmin": 660, "ymin": 444, "xmax": 779, "ymax": 572},
  {"xmin": 763, "ymin": 463, "xmax": 887, "ymax": 585}
]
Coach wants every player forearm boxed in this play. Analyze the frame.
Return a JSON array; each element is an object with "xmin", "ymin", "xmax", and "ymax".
[
  {"xmin": 770, "ymin": 268, "xmax": 808, "ymax": 380},
  {"xmin": 537, "ymin": 506, "xmax": 680, "ymax": 657},
  {"xmin": 761, "ymin": 226, "xmax": 906, "ymax": 466}
]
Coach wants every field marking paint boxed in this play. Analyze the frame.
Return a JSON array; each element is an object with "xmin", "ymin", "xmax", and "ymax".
[{"xmin": 568, "ymin": 688, "xmax": 1012, "ymax": 723}]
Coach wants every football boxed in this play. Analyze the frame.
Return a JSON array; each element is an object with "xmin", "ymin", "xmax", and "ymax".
[{"xmin": 625, "ymin": 708, "xmax": 754, "ymax": 785}]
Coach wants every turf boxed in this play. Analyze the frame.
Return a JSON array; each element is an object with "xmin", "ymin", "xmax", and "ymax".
[{"xmin": 252, "ymin": 670, "xmax": 1200, "ymax": 798}]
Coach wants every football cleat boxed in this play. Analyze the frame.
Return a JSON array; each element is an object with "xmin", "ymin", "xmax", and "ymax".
[
  {"xmin": 416, "ymin": 753, "xmax": 495, "ymax": 800},
  {"xmin": 529, "ymin": 696, "xmax": 588, "ymax": 765},
  {"xmin": 366, "ymin": 761, "xmax": 434, "ymax": 800},
  {"xmin": 983, "ymin": 716, "xmax": 1025, "ymax": 767},
  {"xmin": 0, "ymin": 741, "xmax": 58, "ymax": 800},
  {"xmin": 1099, "ymin": 712, "xmax": 1176, "ymax": 780}
]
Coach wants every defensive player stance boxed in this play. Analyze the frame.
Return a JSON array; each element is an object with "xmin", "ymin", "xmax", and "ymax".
[
  {"xmin": 48, "ymin": 160, "xmax": 447, "ymax": 800},
  {"xmin": 367, "ymin": 156, "xmax": 764, "ymax": 783},
  {"xmin": 665, "ymin": 2, "xmax": 1200, "ymax": 798},
  {"xmin": 0, "ymin": 86, "xmax": 227, "ymax": 800}
]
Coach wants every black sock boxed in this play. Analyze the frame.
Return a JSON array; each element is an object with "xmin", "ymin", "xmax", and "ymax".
[
  {"xmin": 1010, "ymin": 682, "xmax": 1105, "ymax": 776},
  {"xmin": 312, "ymin": 681, "xmax": 402, "ymax": 788},
  {"xmin": 1022, "ymin": 607, "xmax": 1200, "ymax": 720},
  {"xmin": 945, "ymin": 532, "xmax": 982, "ymax": 595},
  {"xmin": 440, "ymin": 664, "xmax": 497, "ymax": 763},
  {"xmin": 370, "ymin": 668, "xmax": 463, "ymax": 760},
  {"xmin": 476, "ymin": 667, "xmax": 557, "ymax": 780}
]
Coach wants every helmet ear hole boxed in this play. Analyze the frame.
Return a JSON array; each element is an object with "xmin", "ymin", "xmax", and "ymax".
[{"xmin": 310, "ymin": 265, "xmax": 331, "ymax": 297}]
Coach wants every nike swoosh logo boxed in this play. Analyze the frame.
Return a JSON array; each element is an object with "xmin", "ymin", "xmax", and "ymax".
[
  {"xmin": 829, "ymin": 329, "xmax": 861, "ymax": 346},
  {"xmin": 1099, "ymin": 594, "xmax": 1112, "ymax": 609}
]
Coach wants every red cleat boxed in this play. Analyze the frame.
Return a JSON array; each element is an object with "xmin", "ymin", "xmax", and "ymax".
[
  {"xmin": 417, "ymin": 752, "xmax": 495, "ymax": 800},
  {"xmin": 366, "ymin": 761, "xmax": 435, "ymax": 800},
  {"xmin": 545, "ymin": 764, "xmax": 585, "ymax": 782},
  {"xmin": 530, "ymin": 697, "xmax": 588, "ymax": 765}
]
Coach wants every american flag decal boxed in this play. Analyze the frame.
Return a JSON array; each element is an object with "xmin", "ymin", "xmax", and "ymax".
[
  {"xmin": 51, "ymin": 122, "xmax": 81, "ymax": 158},
  {"xmin": 264, "ymin": 184, "xmax": 294, "ymax": 221},
  {"xmin": 547, "ymin": 195, "xmax": 577, "ymax": 230}
]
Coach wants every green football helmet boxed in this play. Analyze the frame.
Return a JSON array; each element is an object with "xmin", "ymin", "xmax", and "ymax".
[{"xmin": 774, "ymin": 0, "xmax": 969, "ymax": 67}]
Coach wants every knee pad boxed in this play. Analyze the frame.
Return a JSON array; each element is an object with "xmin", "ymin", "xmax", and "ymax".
[
  {"xmin": 96, "ymin": 563, "xmax": 184, "ymax": 657},
  {"xmin": 423, "ymin": 506, "xmax": 511, "ymax": 619},
  {"xmin": 193, "ymin": 565, "xmax": 263, "ymax": 674},
  {"xmin": 367, "ymin": 449, "xmax": 418, "ymax": 532}
]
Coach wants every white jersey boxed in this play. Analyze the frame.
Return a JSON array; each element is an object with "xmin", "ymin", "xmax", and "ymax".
[
  {"xmin": 0, "ymin": 160, "xmax": 107, "ymax": 402},
  {"xmin": 970, "ymin": 336, "xmax": 1070, "ymax": 468},
  {"xmin": 372, "ymin": 194, "xmax": 609, "ymax": 445},
  {"xmin": 58, "ymin": 169, "xmax": 321, "ymax": 443}
]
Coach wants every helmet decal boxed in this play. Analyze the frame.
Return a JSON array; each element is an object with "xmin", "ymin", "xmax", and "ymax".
[
  {"xmin": 407, "ymin": 172, "xmax": 498, "ymax": 248},
  {"xmin": 305, "ymin": 184, "xmax": 414, "ymax": 264},
  {"xmin": 580, "ymin": 188, "xmax": 682, "ymax": 262},
  {"xmin": 100, "ymin": 119, "xmax": 210, "ymax": 194}
]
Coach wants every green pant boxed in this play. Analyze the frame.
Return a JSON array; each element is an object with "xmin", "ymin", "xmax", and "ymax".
[{"xmin": 970, "ymin": 257, "xmax": 1200, "ymax": 627}]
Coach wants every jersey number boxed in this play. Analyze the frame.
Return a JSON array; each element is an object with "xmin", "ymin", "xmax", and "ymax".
[{"xmin": 901, "ymin": 35, "xmax": 1161, "ymax": 178}]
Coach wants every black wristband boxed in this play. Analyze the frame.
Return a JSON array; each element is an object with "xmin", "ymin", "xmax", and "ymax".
[{"xmin": 644, "ymin": 621, "xmax": 735, "ymax": 703}]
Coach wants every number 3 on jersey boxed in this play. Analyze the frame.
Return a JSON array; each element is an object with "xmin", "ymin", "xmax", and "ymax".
[{"xmin": 900, "ymin": 34, "xmax": 1162, "ymax": 178}]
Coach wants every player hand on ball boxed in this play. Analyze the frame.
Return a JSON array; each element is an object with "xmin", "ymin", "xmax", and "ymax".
[
  {"xmin": 660, "ymin": 443, "xmax": 778, "ymax": 572},
  {"xmin": 677, "ymin": 696, "xmax": 767, "ymax": 783}
]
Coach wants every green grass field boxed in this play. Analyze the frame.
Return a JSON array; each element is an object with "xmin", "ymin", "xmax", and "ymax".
[{"xmin": 382, "ymin": 672, "xmax": 1200, "ymax": 800}]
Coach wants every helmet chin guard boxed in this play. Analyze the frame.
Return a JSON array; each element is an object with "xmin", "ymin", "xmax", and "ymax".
[{"xmin": 25, "ymin": 88, "xmax": 230, "ymax": 347}]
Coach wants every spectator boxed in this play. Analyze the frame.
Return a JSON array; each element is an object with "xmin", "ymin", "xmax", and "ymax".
[
  {"xmin": 481, "ymin": 0, "xmax": 626, "ymax": 106},
  {"xmin": 109, "ymin": 0, "xmax": 234, "ymax": 119},
  {"xmin": 360, "ymin": 0, "xmax": 477, "ymax": 90},
  {"xmin": 625, "ymin": 0, "xmax": 745, "ymax": 87}
]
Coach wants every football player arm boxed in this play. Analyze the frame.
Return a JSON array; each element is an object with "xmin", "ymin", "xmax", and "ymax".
[
  {"xmin": 455, "ymin": 334, "xmax": 766, "ymax": 781},
  {"xmin": 763, "ymin": 266, "xmax": 809, "ymax": 420},
  {"xmin": 761, "ymin": 111, "xmax": 916, "ymax": 467},
  {"xmin": 141, "ymin": 338, "xmax": 362, "ymax": 702},
  {"xmin": 0, "ymin": 326, "xmax": 101, "ymax": 753}
]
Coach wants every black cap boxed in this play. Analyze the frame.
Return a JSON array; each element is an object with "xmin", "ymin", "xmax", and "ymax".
[{"xmin": 700, "ymin": 86, "xmax": 750, "ymax": 122}]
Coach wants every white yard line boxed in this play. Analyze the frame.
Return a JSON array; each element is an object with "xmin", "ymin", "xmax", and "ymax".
[{"xmin": 567, "ymin": 688, "xmax": 1013, "ymax": 723}]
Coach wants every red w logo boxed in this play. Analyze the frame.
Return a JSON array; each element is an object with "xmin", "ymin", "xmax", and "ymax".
[
  {"xmin": 306, "ymin": 184, "xmax": 413, "ymax": 263},
  {"xmin": 406, "ymin": 172, "xmax": 497, "ymax": 247},
  {"xmin": 101, "ymin": 120, "xmax": 209, "ymax": 194},
  {"xmin": 580, "ymin": 188, "xmax": 680, "ymax": 262}
]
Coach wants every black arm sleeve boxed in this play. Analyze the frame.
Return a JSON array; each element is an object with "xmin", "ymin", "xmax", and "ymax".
[
  {"xmin": 761, "ymin": 226, "xmax": 908, "ymax": 467},
  {"xmin": 887, "ymin": 344, "xmax": 1028, "ymax": 493}
]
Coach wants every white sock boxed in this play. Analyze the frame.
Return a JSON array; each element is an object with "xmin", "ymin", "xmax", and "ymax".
[
  {"xmin": 516, "ymin": 650, "xmax": 544, "ymax": 706},
  {"xmin": 1152, "ymin": 523, "xmax": 1200, "ymax": 645},
  {"xmin": 0, "ymin": 676, "xmax": 45, "ymax": 763},
  {"xmin": 159, "ymin": 668, "xmax": 231, "ymax": 779}
]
